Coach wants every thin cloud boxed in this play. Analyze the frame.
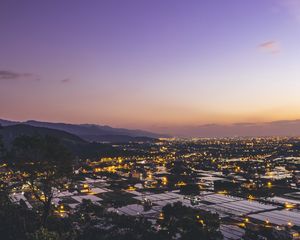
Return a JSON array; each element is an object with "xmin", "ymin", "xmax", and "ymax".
[
  {"xmin": 258, "ymin": 41, "xmax": 280, "ymax": 54},
  {"xmin": 0, "ymin": 70, "xmax": 39, "ymax": 81},
  {"xmin": 61, "ymin": 78, "xmax": 72, "ymax": 83}
]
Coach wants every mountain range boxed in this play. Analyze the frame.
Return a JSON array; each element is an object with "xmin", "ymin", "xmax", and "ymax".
[
  {"xmin": 0, "ymin": 124, "xmax": 143, "ymax": 159},
  {"xmin": 0, "ymin": 124, "xmax": 86, "ymax": 146},
  {"xmin": 3, "ymin": 118, "xmax": 300, "ymax": 139},
  {"xmin": 158, "ymin": 120, "xmax": 300, "ymax": 137},
  {"xmin": 0, "ymin": 119, "xmax": 166, "ymax": 143}
]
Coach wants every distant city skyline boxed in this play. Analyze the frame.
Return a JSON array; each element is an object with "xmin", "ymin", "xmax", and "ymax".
[{"xmin": 1, "ymin": 0, "xmax": 300, "ymax": 134}]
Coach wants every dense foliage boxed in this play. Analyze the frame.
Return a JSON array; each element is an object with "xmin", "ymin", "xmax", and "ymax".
[
  {"xmin": 0, "ymin": 199, "xmax": 223, "ymax": 240},
  {"xmin": 4, "ymin": 135, "xmax": 74, "ymax": 226}
]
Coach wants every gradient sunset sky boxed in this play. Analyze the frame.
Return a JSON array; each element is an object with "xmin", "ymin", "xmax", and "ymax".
[{"xmin": 1, "ymin": 0, "xmax": 300, "ymax": 133}]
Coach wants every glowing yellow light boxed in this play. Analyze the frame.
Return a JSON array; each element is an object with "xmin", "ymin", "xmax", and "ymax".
[
  {"xmin": 265, "ymin": 219, "xmax": 270, "ymax": 225},
  {"xmin": 40, "ymin": 195, "xmax": 46, "ymax": 201},
  {"xmin": 127, "ymin": 186, "xmax": 136, "ymax": 191},
  {"xmin": 81, "ymin": 189, "xmax": 90, "ymax": 193},
  {"xmin": 57, "ymin": 205, "xmax": 66, "ymax": 213},
  {"xmin": 248, "ymin": 195, "xmax": 255, "ymax": 200},
  {"xmin": 238, "ymin": 223, "xmax": 246, "ymax": 227},
  {"xmin": 235, "ymin": 166, "xmax": 241, "ymax": 172},
  {"xmin": 175, "ymin": 181, "xmax": 187, "ymax": 187},
  {"xmin": 284, "ymin": 202, "xmax": 295, "ymax": 209},
  {"xmin": 292, "ymin": 232, "xmax": 299, "ymax": 237},
  {"xmin": 198, "ymin": 219, "xmax": 204, "ymax": 224},
  {"xmin": 218, "ymin": 190, "xmax": 228, "ymax": 195},
  {"xmin": 106, "ymin": 166, "xmax": 116, "ymax": 173},
  {"xmin": 162, "ymin": 177, "xmax": 168, "ymax": 185}
]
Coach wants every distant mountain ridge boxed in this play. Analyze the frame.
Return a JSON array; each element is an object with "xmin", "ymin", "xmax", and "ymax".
[
  {"xmin": 3, "ymin": 118, "xmax": 300, "ymax": 138},
  {"xmin": 0, "ymin": 124, "xmax": 86, "ymax": 147},
  {"xmin": 159, "ymin": 119, "xmax": 300, "ymax": 137},
  {"xmin": 0, "ymin": 124, "xmax": 140, "ymax": 159},
  {"xmin": 0, "ymin": 119, "xmax": 166, "ymax": 142}
]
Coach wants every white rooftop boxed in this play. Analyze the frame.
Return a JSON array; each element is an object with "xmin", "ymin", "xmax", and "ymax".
[{"xmin": 72, "ymin": 194, "xmax": 102, "ymax": 203}]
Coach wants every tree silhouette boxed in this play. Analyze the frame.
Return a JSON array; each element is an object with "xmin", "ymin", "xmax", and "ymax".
[
  {"xmin": 158, "ymin": 202, "xmax": 223, "ymax": 240},
  {"xmin": 6, "ymin": 135, "xmax": 73, "ymax": 227},
  {"xmin": 27, "ymin": 228, "xmax": 61, "ymax": 240},
  {"xmin": 167, "ymin": 160, "xmax": 193, "ymax": 188},
  {"xmin": 72, "ymin": 200, "xmax": 158, "ymax": 240},
  {"xmin": 0, "ymin": 202, "xmax": 40, "ymax": 240},
  {"xmin": 0, "ymin": 136, "xmax": 8, "ymax": 202},
  {"xmin": 0, "ymin": 135, "xmax": 4, "ymax": 154}
]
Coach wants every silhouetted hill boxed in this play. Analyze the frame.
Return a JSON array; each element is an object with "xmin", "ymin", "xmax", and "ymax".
[
  {"xmin": 0, "ymin": 119, "xmax": 165, "ymax": 142},
  {"xmin": 0, "ymin": 124, "xmax": 86, "ymax": 146},
  {"xmin": 0, "ymin": 119, "xmax": 19, "ymax": 126},
  {"xmin": 0, "ymin": 124, "xmax": 140, "ymax": 159}
]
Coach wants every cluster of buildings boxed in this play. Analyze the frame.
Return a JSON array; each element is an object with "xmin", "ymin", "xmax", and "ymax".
[{"xmin": 4, "ymin": 137, "xmax": 300, "ymax": 239}]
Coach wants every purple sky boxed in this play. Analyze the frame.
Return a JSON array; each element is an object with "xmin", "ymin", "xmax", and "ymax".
[{"xmin": 1, "ymin": 0, "xmax": 300, "ymax": 135}]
